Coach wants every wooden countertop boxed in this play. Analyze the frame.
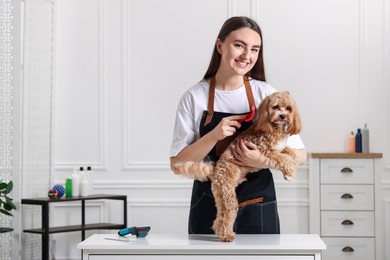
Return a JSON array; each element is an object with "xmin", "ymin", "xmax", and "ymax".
[{"xmin": 310, "ymin": 153, "xmax": 382, "ymax": 159}]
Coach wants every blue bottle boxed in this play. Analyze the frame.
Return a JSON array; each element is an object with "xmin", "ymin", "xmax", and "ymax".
[{"xmin": 355, "ymin": 128, "xmax": 362, "ymax": 153}]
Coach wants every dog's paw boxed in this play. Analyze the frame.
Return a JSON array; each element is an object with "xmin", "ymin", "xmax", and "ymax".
[
  {"xmin": 220, "ymin": 232, "xmax": 235, "ymax": 242},
  {"xmin": 212, "ymin": 219, "xmax": 236, "ymax": 242},
  {"xmin": 283, "ymin": 173, "xmax": 294, "ymax": 181},
  {"xmin": 215, "ymin": 227, "xmax": 235, "ymax": 242},
  {"xmin": 282, "ymin": 169, "xmax": 295, "ymax": 181}
]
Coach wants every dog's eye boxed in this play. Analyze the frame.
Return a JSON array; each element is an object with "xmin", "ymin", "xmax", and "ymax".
[
  {"xmin": 272, "ymin": 105, "xmax": 279, "ymax": 110},
  {"xmin": 286, "ymin": 106, "xmax": 292, "ymax": 111}
]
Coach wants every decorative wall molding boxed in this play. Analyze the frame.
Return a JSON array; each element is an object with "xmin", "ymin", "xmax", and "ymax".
[
  {"xmin": 53, "ymin": 0, "xmax": 108, "ymax": 171},
  {"xmin": 250, "ymin": 0, "xmax": 259, "ymax": 21},
  {"xmin": 227, "ymin": 0, "xmax": 235, "ymax": 17},
  {"xmin": 278, "ymin": 199, "xmax": 309, "ymax": 207},
  {"xmin": 120, "ymin": 161, "xmax": 307, "ymax": 172},
  {"xmin": 358, "ymin": 0, "xmax": 368, "ymax": 123},
  {"xmin": 94, "ymin": 179, "xmax": 310, "ymax": 209},
  {"xmin": 128, "ymin": 199, "xmax": 190, "ymax": 208},
  {"xmin": 94, "ymin": 179, "xmax": 193, "ymax": 189},
  {"xmin": 121, "ymin": 0, "xmax": 132, "ymax": 170},
  {"xmin": 276, "ymin": 181, "xmax": 309, "ymax": 190},
  {"xmin": 126, "ymin": 198, "xmax": 308, "ymax": 208},
  {"xmin": 120, "ymin": 1, "xmax": 171, "ymax": 169},
  {"xmin": 119, "ymin": 0, "xmax": 269, "ymax": 170},
  {"xmin": 382, "ymin": 181, "xmax": 390, "ymax": 189},
  {"xmin": 93, "ymin": 179, "xmax": 308, "ymax": 190},
  {"xmin": 97, "ymin": 0, "xmax": 108, "ymax": 170},
  {"xmin": 54, "ymin": 161, "xmax": 107, "ymax": 171},
  {"xmin": 227, "ymin": 0, "xmax": 259, "ymax": 20},
  {"xmin": 52, "ymin": 202, "xmax": 105, "ymax": 223},
  {"xmin": 385, "ymin": 0, "xmax": 390, "ymax": 170},
  {"xmin": 121, "ymin": 162, "xmax": 170, "ymax": 171},
  {"xmin": 384, "ymin": 198, "xmax": 390, "ymax": 259}
]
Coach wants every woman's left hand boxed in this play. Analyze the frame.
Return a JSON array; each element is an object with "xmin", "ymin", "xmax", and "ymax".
[{"xmin": 231, "ymin": 139, "xmax": 268, "ymax": 169}]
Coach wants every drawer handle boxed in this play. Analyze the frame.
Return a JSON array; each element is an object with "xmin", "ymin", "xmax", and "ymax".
[
  {"xmin": 342, "ymin": 246, "xmax": 355, "ymax": 252},
  {"xmin": 341, "ymin": 167, "xmax": 353, "ymax": 173},
  {"xmin": 341, "ymin": 219, "xmax": 354, "ymax": 225},
  {"xmin": 341, "ymin": 193, "xmax": 354, "ymax": 199}
]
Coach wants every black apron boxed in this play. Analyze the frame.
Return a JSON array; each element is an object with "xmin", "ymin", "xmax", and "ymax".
[{"xmin": 188, "ymin": 76, "xmax": 280, "ymax": 235}]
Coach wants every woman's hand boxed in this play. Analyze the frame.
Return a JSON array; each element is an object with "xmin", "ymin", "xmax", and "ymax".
[
  {"xmin": 170, "ymin": 115, "xmax": 246, "ymax": 166},
  {"xmin": 231, "ymin": 139, "xmax": 269, "ymax": 169},
  {"xmin": 209, "ymin": 115, "xmax": 245, "ymax": 141}
]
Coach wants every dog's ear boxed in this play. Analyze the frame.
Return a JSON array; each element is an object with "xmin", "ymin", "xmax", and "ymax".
[
  {"xmin": 286, "ymin": 96, "xmax": 302, "ymax": 135},
  {"xmin": 253, "ymin": 95, "xmax": 273, "ymax": 133}
]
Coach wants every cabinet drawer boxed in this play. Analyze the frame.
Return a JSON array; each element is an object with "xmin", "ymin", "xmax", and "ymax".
[
  {"xmin": 321, "ymin": 211, "xmax": 374, "ymax": 236},
  {"xmin": 320, "ymin": 159, "xmax": 374, "ymax": 184},
  {"xmin": 320, "ymin": 185, "xmax": 374, "ymax": 210},
  {"xmin": 321, "ymin": 237, "xmax": 374, "ymax": 260}
]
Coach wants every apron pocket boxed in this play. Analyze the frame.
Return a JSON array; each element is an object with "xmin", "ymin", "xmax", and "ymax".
[
  {"xmin": 189, "ymin": 192, "xmax": 216, "ymax": 234},
  {"xmin": 234, "ymin": 200, "xmax": 280, "ymax": 234}
]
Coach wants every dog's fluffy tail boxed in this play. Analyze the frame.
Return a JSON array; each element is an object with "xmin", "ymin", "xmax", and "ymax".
[{"xmin": 172, "ymin": 161, "xmax": 214, "ymax": 181}]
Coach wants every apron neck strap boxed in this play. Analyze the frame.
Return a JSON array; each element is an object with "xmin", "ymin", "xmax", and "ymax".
[
  {"xmin": 244, "ymin": 76, "xmax": 256, "ymax": 110},
  {"xmin": 204, "ymin": 76, "xmax": 255, "ymax": 126}
]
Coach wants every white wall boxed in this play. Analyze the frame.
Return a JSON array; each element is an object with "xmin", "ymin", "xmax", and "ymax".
[{"xmin": 52, "ymin": 0, "xmax": 390, "ymax": 259}]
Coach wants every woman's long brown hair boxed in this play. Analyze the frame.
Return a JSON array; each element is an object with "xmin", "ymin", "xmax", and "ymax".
[{"xmin": 203, "ymin": 16, "xmax": 266, "ymax": 82}]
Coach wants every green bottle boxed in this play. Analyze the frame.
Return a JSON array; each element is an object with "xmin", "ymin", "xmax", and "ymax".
[{"xmin": 65, "ymin": 178, "xmax": 72, "ymax": 198}]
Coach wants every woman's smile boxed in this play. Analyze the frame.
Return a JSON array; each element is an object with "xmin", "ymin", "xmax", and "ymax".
[
  {"xmin": 235, "ymin": 59, "xmax": 250, "ymax": 68},
  {"xmin": 217, "ymin": 27, "xmax": 261, "ymax": 76}
]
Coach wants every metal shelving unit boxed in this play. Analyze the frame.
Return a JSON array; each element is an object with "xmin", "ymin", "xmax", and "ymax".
[{"xmin": 22, "ymin": 194, "xmax": 127, "ymax": 260}]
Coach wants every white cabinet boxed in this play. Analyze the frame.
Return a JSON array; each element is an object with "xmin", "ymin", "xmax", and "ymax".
[
  {"xmin": 78, "ymin": 234, "xmax": 326, "ymax": 260},
  {"xmin": 309, "ymin": 153, "xmax": 383, "ymax": 260}
]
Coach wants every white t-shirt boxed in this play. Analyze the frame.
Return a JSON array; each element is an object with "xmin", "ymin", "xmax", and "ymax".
[{"xmin": 170, "ymin": 78, "xmax": 305, "ymax": 157}]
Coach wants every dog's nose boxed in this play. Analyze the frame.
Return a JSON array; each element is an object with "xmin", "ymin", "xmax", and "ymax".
[{"xmin": 280, "ymin": 114, "xmax": 286, "ymax": 120}]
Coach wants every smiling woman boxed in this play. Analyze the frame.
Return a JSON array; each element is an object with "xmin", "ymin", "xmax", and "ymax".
[
  {"xmin": 203, "ymin": 17, "xmax": 266, "ymax": 82},
  {"xmin": 169, "ymin": 16, "xmax": 306, "ymax": 237},
  {"xmin": 215, "ymin": 27, "xmax": 261, "ymax": 82}
]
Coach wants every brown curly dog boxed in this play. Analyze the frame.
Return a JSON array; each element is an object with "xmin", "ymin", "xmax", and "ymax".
[{"xmin": 172, "ymin": 91, "xmax": 302, "ymax": 242}]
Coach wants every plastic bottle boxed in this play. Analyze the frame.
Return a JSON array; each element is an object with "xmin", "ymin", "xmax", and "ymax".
[
  {"xmin": 347, "ymin": 131, "xmax": 355, "ymax": 153},
  {"xmin": 80, "ymin": 175, "xmax": 89, "ymax": 196},
  {"xmin": 72, "ymin": 169, "xmax": 81, "ymax": 197},
  {"xmin": 65, "ymin": 177, "xmax": 72, "ymax": 198},
  {"xmin": 86, "ymin": 166, "xmax": 94, "ymax": 195},
  {"xmin": 355, "ymin": 128, "xmax": 362, "ymax": 153},
  {"xmin": 362, "ymin": 123, "xmax": 369, "ymax": 153}
]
